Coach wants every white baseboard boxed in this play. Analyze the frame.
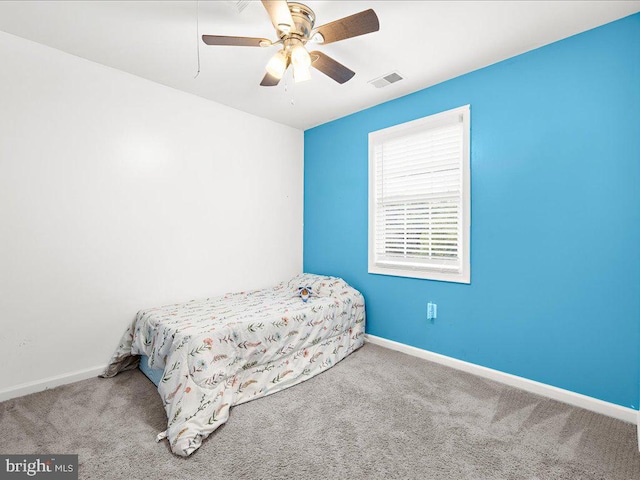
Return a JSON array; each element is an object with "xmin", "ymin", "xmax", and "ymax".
[
  {"xmin": 0, "ymin": 365, "xmax": 106, "ymax": 402},
  {"xmin": 365, "ymin": 334, "xmax": 638, "ymax": 426}
]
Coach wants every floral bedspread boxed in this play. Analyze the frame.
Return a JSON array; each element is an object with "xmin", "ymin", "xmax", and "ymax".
[{"xmin": 102, "ymin": 274, "xmax": 365, "ymax": 456}]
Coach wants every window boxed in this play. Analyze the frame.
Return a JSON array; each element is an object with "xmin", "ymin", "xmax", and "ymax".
[{"xmin": 368, "ymin": 105, "xmax": 470, "ymax": 283}]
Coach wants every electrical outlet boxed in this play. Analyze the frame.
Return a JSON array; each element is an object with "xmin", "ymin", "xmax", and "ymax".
[{"xmin": 427, "ymin": 302, "xmax": 438, "ymax": 320}]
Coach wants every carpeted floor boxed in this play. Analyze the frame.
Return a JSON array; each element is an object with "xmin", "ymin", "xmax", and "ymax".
[{"xmin": 1, "ymin": 344, "xmax": 638, "ymax": 479}]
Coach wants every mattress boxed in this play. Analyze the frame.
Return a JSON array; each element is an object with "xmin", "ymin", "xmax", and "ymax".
[
  {"xmin": 139, "ymin": 354, "xmax": 162, "ymax": 386},
  {"xmin": 102, "ymin": 273, "xmax": 365, "ymax": 456}
]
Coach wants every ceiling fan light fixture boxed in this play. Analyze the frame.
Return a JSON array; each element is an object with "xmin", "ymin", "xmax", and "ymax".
[
  {"xmin": 202, "ymin": 2, "xmax": 380, "ymax": 87},
  {"xmin": 291, "ymin": 45, "xmax": 311, "ymax": 68},
  {"xmin": 291, "ymin": 44, "xmax": 311, "ymax": 83},
  {"xmin": 266, "ymin": 50, "xmax": 288, "ymax": 79}
]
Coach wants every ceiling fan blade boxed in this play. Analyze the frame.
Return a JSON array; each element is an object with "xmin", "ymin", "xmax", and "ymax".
[
  {"xmin": 261, "ymin": 0, "xmax": 295, "ymax": 34},
  {"xmin": 202, "ymin": 35, "xmax": 270, "ymax": 47},
  {"xmin": 314, "ymin": 9, "xmax": 379, "ymax": 45},
  {"xmin": 310, "ymin": 51, "xmax": 355, "ymax": 84},
  {"xmin": 260, "ymin": 72, "xmax": 281, "ymax": 87}
]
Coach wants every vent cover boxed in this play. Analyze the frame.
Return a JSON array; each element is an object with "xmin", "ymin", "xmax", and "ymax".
[
  {"xmin": 368, "ymin": 71, "xmax": 404, "ymax": 88},
  {"xmin": 226, "ymin": 1, "xmax": 251, "ymax": 13}
]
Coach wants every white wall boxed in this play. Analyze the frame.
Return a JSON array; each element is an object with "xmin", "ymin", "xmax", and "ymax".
[{"xmin": 0, "ymin": 31, "xmax": 304, "ymax": 395}]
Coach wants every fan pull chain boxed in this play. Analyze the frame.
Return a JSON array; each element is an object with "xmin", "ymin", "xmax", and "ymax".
[
  {"xmin": 194, "ymin": 0, "xmax": 201, "ymax": 79},
  {"xmin": 283, "ymin": 72, "xmax": 295, "ymax": 106}
]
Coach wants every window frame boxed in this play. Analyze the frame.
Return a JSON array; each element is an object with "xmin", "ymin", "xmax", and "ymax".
[{"xmin": 367, "ymin": 105, "xmax": 471, "ymax": 284}]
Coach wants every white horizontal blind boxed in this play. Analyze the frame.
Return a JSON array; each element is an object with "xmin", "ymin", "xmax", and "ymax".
[{"xmin": 372, "ymin": 111, "xmax": 465, "ymax": 274}]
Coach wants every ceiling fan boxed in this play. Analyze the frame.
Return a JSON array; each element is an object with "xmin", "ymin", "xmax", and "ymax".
[{"xmin": 202, "ymin": 0, "xmax": 380, "ymax": 86}]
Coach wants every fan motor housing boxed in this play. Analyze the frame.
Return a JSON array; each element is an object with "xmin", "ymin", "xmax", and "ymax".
[{"xmin": 287, "ymin": 2, "xmax": 315, "ymax": 38}]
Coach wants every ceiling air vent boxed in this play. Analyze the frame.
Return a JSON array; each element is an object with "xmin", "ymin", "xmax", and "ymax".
[
  {"xmin": 226, "ymin": 1, "xmax": 251, "ymax": 13},
  {"xmin": 368, "ymin": 71, "xmax": 404, "ymax": 88}
]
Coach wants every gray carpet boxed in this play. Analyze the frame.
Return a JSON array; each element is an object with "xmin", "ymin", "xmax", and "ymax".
[{"xmin": 1, "ymin": 344, "xmax": 638, "ymax": 479}]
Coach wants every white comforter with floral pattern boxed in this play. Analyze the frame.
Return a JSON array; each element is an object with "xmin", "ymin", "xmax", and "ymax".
[{"xmin": 102, "ymin": 274, "xmax": 365, "ymax": 456}]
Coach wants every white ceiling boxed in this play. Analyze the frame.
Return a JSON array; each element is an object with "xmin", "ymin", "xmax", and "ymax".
[{"xmin": 0, "ymin": 1, "xmax": 638, "ymax": 130}]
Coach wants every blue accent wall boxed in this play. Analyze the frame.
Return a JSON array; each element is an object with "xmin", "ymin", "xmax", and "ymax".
[{"xmin": 304, "ymin": 14, "xmax": 640, "ymax": 409}]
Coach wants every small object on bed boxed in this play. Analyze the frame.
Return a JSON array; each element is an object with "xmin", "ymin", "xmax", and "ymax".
[
  {"xmin": 298, "ymin": 285, "xmax": 314, "ymax": 302},
  {"xmin": 101, "ymin": 273, "xmax": 365, "ymax": 457}
]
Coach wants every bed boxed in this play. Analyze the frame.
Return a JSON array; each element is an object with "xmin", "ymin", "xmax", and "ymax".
[{"xmin": 101, "ymin": 273, "xmax": 365, "ymax": 456}]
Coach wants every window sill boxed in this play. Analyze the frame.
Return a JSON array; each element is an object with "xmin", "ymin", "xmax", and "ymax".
[{"xmin": 368, "ymin": 264, "xmax": 470, "ymax": 284}]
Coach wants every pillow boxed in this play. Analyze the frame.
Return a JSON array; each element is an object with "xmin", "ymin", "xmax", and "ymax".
[
  {"xmin": 284, "ymin": 273, "xmax": 327, "ymax": 293},
  {"xmin": 285, "ymin": 273, "xmax": 350, "ymax": 298},
  {"xmin": 312, "ymin": 277, "xmax": 350, "ymax": 297}
]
